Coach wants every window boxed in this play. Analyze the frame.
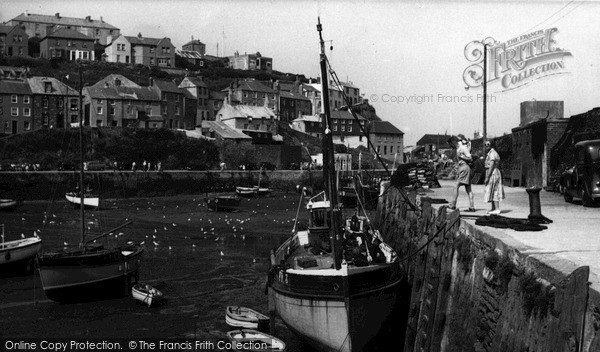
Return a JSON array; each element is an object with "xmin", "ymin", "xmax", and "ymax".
[
  {"xmin": 97, "ymin": 99, "xmax": 103, "ymax": 104},
  {"xmin": 11, "ymin": 107, "xmax": 18, "ymax": 116},
  {"xmin": 341, "ymin": 119, "xmax": 345, "ymax": 124},
  {"xmin": 96, "ymin": 120, "xmax": 103, "ymax": 126},
  {"xmin": 150, "ymin": 47, "xmax": 155, "ymax": 53},
  {"xmin": 109, "ymin": 107, "xmax": 115, "ymax": 115},
  {"xmin": 341, "ymin": 126, "xmax": 345, "ymax": 132},
  {"xmin": 24, "ymin": 121, "xmax": 30, "ymax": 130},
  {"xmin": 70, "ymin": 99, "xmax": 78, "ymax": 110},
  {"xmin": 67, "ymin": 40, "xmax": 72, "ymax": 47},
  {"xmin": 117, "ymin": 55, "xmax": 120, "ymax": 62},
  {"xmin": 11, "ymin": 95, "xmax": 17, "ymax": 103},
  {"xmin": 109, "ymin": 99, "xmax": 115, "ymax": 105},
  {"xmin": 162, "ymin": 105, "xmax": 167, "ymax": 115},
  {"xmin": 359, "ymin": 135, "xmax": 363, "ymax": 142},
  {"xmin": 333, "ymin": 125, "xmax": 337, "ymax": 132},
  {"xmin": 23, "ymin": 108, "xmax": 30, "ymax": 116},
  {"xmin": 42, "ymin": 113, "xmax": 49, "ymax": 125},
  {"xmin": 384, "ymin": 146, "xmax": 387, "ymax": 155},
  {"xmin": 390, "ymin": 146, "xmax": 394, "ymax": 154},
  {"xmin": 23, "ymin": 95, "xmax": 30, "ymax": 104},
  {"xmin": 97, "ymin": 107, "xmax": 103, "ymax": 114},
  {"xmin": 348, "ymin": 126, "xmax": 352, "ymax": 132},
  {"xmin": 176, "ymin": 106, "xmax": 180, "ymax": 115},
  {"xmin": 56, "ymin": 40, "xmax": 60, "ymax": 46},
  {"xmin": 150, "ymin": 58, "xmax": 154, "ymax": 65},
  {"xmin": 333, "ymin": 119, "xmax": 338, "ymax": 124}
]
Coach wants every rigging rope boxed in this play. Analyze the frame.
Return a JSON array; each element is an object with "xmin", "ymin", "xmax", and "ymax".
[{"xmin": 324, "ymin": 57, "xmax": 417, "ymax": 211}]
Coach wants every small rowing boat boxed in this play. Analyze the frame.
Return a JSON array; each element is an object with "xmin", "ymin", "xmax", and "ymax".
[
  {"xmin": 132, "ymin": 283, "xmax": 163, "ymax": 307},
  {"xmin": 226, "ymin": 329, "xmax": 286, "ymax": 352},
  {"xmin": 226, "ymin": 306, "xmax": 270, "ymax": 331},
  {"xmin": 0, "ymin": 199, "xmax": 18, "ymax": 210}
]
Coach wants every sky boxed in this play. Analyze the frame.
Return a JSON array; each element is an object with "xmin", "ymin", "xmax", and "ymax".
[{"xmin": 2, "ymin": 0, "xmax": 599, "ymax": 145}]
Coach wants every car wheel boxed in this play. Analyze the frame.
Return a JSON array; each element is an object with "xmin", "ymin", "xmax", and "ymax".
[{"xmin": 581, "ymin": 188, "xmax": 593, "ymax": 207}]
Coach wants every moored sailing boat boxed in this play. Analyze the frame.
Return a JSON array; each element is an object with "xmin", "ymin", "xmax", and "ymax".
[
  {"xmin": 37, "ymin": 63, "xmax": 144, "ymax": 303},
  {"xmin": 0, "ymin": 224, "xmax": 42, "ymax": 270},
  {"xmin": 266, "ymin": 19, "xmax": 402, "ymax": 352}
]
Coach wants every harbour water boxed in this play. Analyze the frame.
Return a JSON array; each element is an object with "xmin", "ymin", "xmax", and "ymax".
[{"xmin": 0, "ymin": 192, "xmax": 406, "ymax": 351}]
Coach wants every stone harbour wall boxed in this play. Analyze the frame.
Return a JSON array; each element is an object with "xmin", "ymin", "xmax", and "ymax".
[
  {"xmin": 0, "ymin": 170, "xmax": 322, "ymax": 200},
  {"xmin": 374, "ymin": 184, "xmax": 600, "ymax": 352}
]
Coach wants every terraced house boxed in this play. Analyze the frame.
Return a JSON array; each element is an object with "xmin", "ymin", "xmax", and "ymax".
[
  {"xmin": 84, "ymin": 75, "xmax": 194, "ymax": 129},
  {"xmin": 0, "ymin": 25, "xmax": 29, "ymax": 57},
  {"xmin": 223, "ymin": 79, "xmax": 278, "ymax": 111},
  {"xmin": 8, "ymin": 12, "xmax": 119, "ymax": 45},
  {"xmin": 105, "ymin": 33, "xmax": 175, "ymax": 68},
  {"xmin": 0, "ymin": 69, "xmax": 78, "ymax": 135},
  {"xmin": 0, "ymin": 79, "xmax": 32, "ymax": 135},
  {"xmin": 39, "ymin": 28, "xmax": 95, "ymax": 61},
  {"xmin": 27, "ymin": 77, "xmax": 79, "ymax": 129}
]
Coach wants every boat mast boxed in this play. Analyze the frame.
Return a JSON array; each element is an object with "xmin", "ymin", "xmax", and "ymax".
[
  {"xmin": 317, "ymin": 18, "xmax": 343, "ymax": 270},
  {"xmin": 78, "ymin": 62, "xmax": 85, "ymax": 247}
]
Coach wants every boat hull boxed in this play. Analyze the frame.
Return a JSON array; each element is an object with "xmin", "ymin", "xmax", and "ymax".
[
  {"xmin": 65, "ymin": 193, "xmax": 99, "ymax": 209},
  {"xmin": 226, "ymin": 306, "xmax": 270, "ymax": 331},
  {"xmin": 0, "ymin": 237, "xmax": 42, "ymax": 266},
  {"xmin": 38, "ymin": 246, "xmax": 144, "ymax": 302},
  {"xmin": 236, "ymin": 187, "xmax": 258, "ymax": 197},
  {"xmin": 0, "ymin": 199, "xmax": 18, "ymax": 210},
  {"xmin": 132, "ymin": 284, "xmax": 163, "ymax": 307},
  {"xmin": 270, "ymin": 264, "xmax": 401, "ymax": 352}
]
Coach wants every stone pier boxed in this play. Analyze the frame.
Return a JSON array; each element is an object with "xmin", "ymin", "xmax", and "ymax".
[{"xmin": 375, "ymin": 180, "xmax": 600, "ymax": 352}]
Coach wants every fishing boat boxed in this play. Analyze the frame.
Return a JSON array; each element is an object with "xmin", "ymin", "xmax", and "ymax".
[
  {"xmin": 37, "ymin": 63, "xmax": 144, "ymax": 303},
  {"xmin": 226, "ymin": 329, "xmax": 286, "ymax": 352},
  {"xmin": 0, "ymin": 224, "xmax": 42, "ymax": 269},
  {"xmin": 65, "ymin": 191, "xmax": 99, "ymax": 209},
  {"xmin": 205, "ymin": 195, "xmax": 241, "ymax": 212},
  {"xmin": 266, "ymin": 19, "xmax": 402, "ymax": 352},
  {"xmin": 226, "ymin": 306, "xmax": 270, "ymax": 331},
  {"xmin": 0, "ymin": 198, "xmax": 18, "ymax": 210},
  {"xmin": 132, "ymin": 283, "xmax": 163, "ymax": 307}
]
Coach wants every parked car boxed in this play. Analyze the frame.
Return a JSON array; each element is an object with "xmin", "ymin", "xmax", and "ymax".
[{"xmin": 559, "ymin": 139, "xmax": 600, "ymax": 206}]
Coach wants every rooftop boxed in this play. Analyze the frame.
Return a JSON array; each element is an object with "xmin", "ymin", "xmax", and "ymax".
[
  {"xmin": 370, "ymin": 121, "xmax": 404, "ymax": 135},
  {"xmin": 11, "ymin": 12, "xmax": 118, "ymax": 29},
  {"xmin": 201, "ymin": 120, "xmax": 252, "ymax": 140},
  {"xmin": 41, "ymin": 28, "xmax": 95, "ymax": 41}
]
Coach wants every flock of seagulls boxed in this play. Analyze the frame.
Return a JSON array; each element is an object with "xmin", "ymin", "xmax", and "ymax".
[{"xmin": 16, "ymin": 194, "xmax": 299, "ymax": 265}]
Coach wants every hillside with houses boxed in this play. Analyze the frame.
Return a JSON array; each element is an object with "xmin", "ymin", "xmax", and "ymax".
[{"xmin": 0, "ymin": 11, "xmax": 405, "ymax": 170}]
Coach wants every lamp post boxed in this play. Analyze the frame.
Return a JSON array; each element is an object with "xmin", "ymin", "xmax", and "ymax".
[{"xmin": 483, "ymin": 43, "xmax": 488, "ymax": 148}]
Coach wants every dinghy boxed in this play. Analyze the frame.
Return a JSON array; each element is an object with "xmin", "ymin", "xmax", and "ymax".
[
  {"xmin": 226, "ymin": 329, "xmax": 286, "ymax": 352},
  {"xmin": 225, "ymin": 306, "xmax": 270, "ymax": 331},
  {"xmin": 131, "ymin": 283, "xmax": 163, "ymax": 307}
]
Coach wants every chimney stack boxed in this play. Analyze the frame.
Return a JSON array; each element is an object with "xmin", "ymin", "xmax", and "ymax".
[
  {"xmin": 85, "ymin": 16, "xmax": 91, "ymax": 22},
  {"xmin": 55, "ymin": 13, "xmax": 60, "ymax": 19},
  {"xmin": 149, "ymin": 77, "xmax": 154, "ymax": 87}
]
